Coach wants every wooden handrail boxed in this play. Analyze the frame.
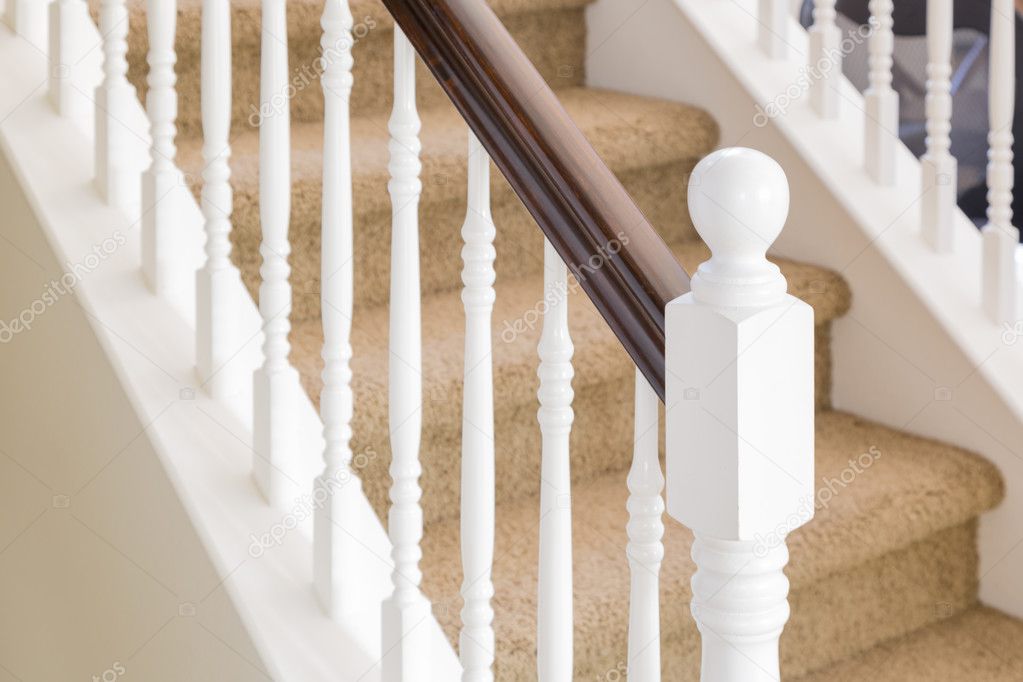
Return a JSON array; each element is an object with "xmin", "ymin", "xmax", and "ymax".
[{"xmin": 381, "ymin": 0, "xmax": 690, "ymax": 400}]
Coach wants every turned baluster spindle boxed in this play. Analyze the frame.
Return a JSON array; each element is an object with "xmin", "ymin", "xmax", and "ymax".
[
  {"xmin": 668, "ymin": 148, "xmax": 814, "ymax": 682},
  {"xmin": 922, "ymin": 0, "xmax": 957, "ymax": 252},
  {"xmin": 536, "ymin": 238, "xmax": 575, "ymax": 682},
  {"xmin": 380, "ymin": 27, "xmax": 431, "ymax": 682},
  {"xmin": 982, "ymin": 0, "xmax": 1020, "ymax": 323},
  {"xmin": 196, "ymin": 0, "xmax": 243, "ymax": 398},
  {"xmin": 314, "ymin": 0, "xmax": 364, "ymax": 618},
  {"xmin": 865, "ymin": 0, "xmax": 898, "ymax": 184},
  {"xmin": 758, "ymin": 0, "xmax": 788, "ymax": 59},
  {"xmin": 252, "ymin": 0, "xmax": 299, "ymax": 509},
  {"xmin": 808, "ymin": 0, "xmax": 840, "ymax": 118},
  {"xmin": 142, "ymin": 0, "xmax": 183, "ymax": 295},
  {"xmin": 95, "ymin": 0, "xmax": 138, "ymax": 214},
  {"xmin": 458, "ymin": 132, "xmax": 498, "ymax": 682},
  {"xmin": 49, "ymin": 0, "xmax": 91, "ymax": 123},
  {"xmin": 626, "ymin": 369, "xmax": 664, "ymax": 682}
]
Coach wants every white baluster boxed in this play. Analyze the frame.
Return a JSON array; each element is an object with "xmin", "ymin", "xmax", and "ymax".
[
  {"xmin": 252, "ymin": 0, "xmax": 299, "ymax": 509},
  {"xmin": 313, "ymin": 0, "xmax": 362, "ymax": 618},
  {"xmin": 667, "ymin": 148, "xmax": 814, "ymax": 682},
  {"xmin": 458, "ymin": 132, "xmax": 498, "ymax": 682},
  {"xmin": 95, "ymin": 0, "xmax": 139, "ymax": 214},
  {"xmin": 626, "ymin": 369, "xmax": 664, "ymax": 682},
  {"xmin": 380, "ymin": 27, "xmax": 430, "ymax": 682},
  {"xmin": 922, "ymin": 0, "xmax": 957, "ymax": 252},
  {"xmin": 8, "ymin": 0, "xmax": 47, "ymax": 50},
  {"xmin": 808, "ymin": 0, "xmax": 840, "ymax": 118},
  {"xmin": 865, "ymin": 0, "xmax": 898, "ymax": 184},
  {"xmin": 196, "ymin": 0, "xmax": 243, "ymax": 398},
  {"xmin": 536, "ymin": 238, "xmax": 574, "ymax": 682},
  {"xmin": 141, "ymin": 0, "xmax": 183, "ymax": 295},
  {"xmin": 758, "ymin": 0, "xmax": 788, "ymax": 59},
  {"xmin": 49, "ymin": 0, "xmax": 91, "ymax": 123},
  {"xmin": 982, "ymin": 0, "xmax": 1020, "ymax": 323}
]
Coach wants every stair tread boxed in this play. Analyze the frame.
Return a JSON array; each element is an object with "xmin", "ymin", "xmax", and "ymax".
[
  {"xmin": 180, "ymin": 85, "xmax": 719, "ymax": 318},
  {"xmin": 415, "ymin": 410, "xmax": 1003, "ymax": 678},
  {"xmin": 178, "ymin": 85, "xmax": 719, "ymax": 209},
  {"xmin": 292, "ymin": 239, "xmax": 851, "ymax": 397},
  {"xmin": 794, "ymin": 607, "xmax": 1023, "ymax": 681}
]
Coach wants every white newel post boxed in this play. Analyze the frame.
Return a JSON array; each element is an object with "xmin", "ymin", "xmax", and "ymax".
[
  {"xmin": 314, "ymin": 0, "xmax": 364, "ymax": 618},
  {"xmin": 142, "ymin": 0, "xmax": 183, "ymax": 295},
  {"xmin": 196, "ymin": 0, "xmax": 243, "ymax": 398},
  {"xmin": 458, "ymin": 132, "xmax": 498, "ymax": 682},
  {"xmin": 982, "ymin": 0, "xmax": 1020, "ymax": 323},
  {"xmin": 536, "ymin": 238, "xmax": 575, "ymax": 682},
  {"xmin": 49, "ymin": 0, "xmax": 91, "ymax": 123},
  {"xmin": 758, "ymin": 0, "xmax": 788, "ymax": 59},
  {"xmin": 865, "ymin": 0, "xmax": 898, "ymax": 184},
  {"xmin": 626, "ymin": 369, "xmax": 664, "ymax": 682},
  {"xmin": 95, "ymin": 0, "xmax": 139, "ymax": 214},
  {"xmin": 381, "ymin": 27, "xmax": 430, "ymax": 682},
  {"xmin": 922, "ymin": 0, "xmax": 957, "ymax": 252},
  {"xmin": 666, "ymin": 148, "xmax": 815, "ymax": 682},
  {"xmin": 808, "ymin": 0, "xmax": 840, "ymax": 118},
  {"xmin": 252, "ymin": 0, "xmax": 299, "ymax": 509}
]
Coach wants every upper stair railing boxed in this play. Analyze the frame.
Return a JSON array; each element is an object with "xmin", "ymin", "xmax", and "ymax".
[
  {"xmin": 26, "ymin": 0, "xmax": 819, "ymax": 680},
  {"xmin": 803, "ymin": 0, "xmax": 1021, "ymax": 322}
]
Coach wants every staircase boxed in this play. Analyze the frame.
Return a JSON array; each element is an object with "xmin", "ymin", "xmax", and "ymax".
[{"xmin": 0, "ymin": 0, "xmax": 1013, "ymax": 678}]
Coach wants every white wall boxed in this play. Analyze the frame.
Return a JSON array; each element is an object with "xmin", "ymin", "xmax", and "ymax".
[{"xmin": 0, "ymin": 152, "xmax": 268, "ymax": 681}]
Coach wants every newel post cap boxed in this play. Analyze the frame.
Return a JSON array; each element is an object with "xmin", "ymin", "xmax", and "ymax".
[{"xmin": 687, "ymin": 147, "xmax": 790, "ymax": 308}]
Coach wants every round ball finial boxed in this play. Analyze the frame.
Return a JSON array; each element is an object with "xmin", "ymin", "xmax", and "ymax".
[{"xmin": 687, "ymin": 148, "xmax": 790, "ymax": 307}]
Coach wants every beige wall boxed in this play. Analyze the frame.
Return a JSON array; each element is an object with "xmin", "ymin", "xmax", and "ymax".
[{"xmin": 0, "ymin": 152, "xmax": 265, "ymax": 681}]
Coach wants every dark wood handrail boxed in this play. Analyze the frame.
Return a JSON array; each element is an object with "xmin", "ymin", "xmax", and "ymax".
[{"xmin": 381, "ymin": 0, "xmax": 691, "ymax": 400}]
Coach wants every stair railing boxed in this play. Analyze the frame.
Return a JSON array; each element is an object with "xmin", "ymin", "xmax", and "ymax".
[
  {"xmin": 37, "ymin": 0, "xmax": 815, "ymax": 679},
  {"xmin": 806, "ymin": 0, "xmax": 1020, "ymax": 322}
]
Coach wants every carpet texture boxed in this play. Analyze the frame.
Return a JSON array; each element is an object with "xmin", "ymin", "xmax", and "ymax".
[
  {"xmin": 111, "ymin": 0, "xmax": 1022, "ymax": 677},
  {"xmin": 795, "ymin": 607, "xmax": 1023, "ymax": 681}
]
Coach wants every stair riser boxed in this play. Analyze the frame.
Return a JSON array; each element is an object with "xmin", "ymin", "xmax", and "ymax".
[
  {"xmin": 547, "ymin": 522, "xmax": 979, "ymax": 681},
  {"xmin": 309, "ymin": 321, "xmax": 834, "ymax": 527},
  {"xmin": 215, "ymin": 158, "xmax": 700, "ymax": 322},
  {"xmin": 119, "ymin": 5, "xmax": 586, "ymax": 136}
]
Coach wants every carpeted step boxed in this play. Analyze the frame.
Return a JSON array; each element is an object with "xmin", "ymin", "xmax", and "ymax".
[
  {"xmin": 110, "ymin": 0, "xmax": 594, "ymax": 135},
  {"xmin": 178, "ymin": 87, "xmax": 719, "ymax": 322},
  {"xmin": 414, "ymin": 411, "xmax": 1004, "ymax": 680},
  {"xmin": 793, "ymin": 607, "xmax": 1023, "ymax": 681},
  {"xmin": 290, "ymin": 241, "xmax": 849, "ymax": 528}
]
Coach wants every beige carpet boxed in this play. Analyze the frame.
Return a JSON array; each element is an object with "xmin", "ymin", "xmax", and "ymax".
[
  {"xmin": 111, "ymin": 0, "xmax": 1022, "ymax": 678},
  {"xmin": 795, "ymin": 607, "xmax": 1023, "ymax": 681}
]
